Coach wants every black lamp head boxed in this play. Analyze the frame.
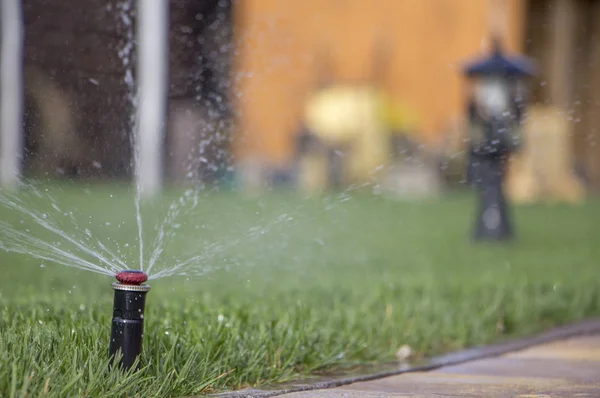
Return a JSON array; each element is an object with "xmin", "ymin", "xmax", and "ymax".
[{"xmin": 463, "ymin": 37, "xmax": 537, "ymax": 79}]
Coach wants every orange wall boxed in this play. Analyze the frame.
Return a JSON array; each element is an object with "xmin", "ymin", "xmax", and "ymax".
[{"xmin": 233, "ymin": 0, "xmax": 526, "ymax": 166}]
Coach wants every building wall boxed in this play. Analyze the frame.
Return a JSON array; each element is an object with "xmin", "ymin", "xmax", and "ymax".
[{"xmin": 233, "ymin": 0, "xmax": 527, "ymax": 166}]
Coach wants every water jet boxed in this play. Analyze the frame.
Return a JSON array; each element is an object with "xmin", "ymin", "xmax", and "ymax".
[{"xmin": 109, "ymin": 270, "xmax": 150, "ymax": 370}]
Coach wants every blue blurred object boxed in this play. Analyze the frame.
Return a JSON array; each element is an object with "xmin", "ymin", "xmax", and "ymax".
[{"xmin": 463, "ymin": 39, "xmax": 537, "ymax": 78}]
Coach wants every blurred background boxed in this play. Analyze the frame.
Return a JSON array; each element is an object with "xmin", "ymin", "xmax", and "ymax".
[
  {"xmin": 5, "ymin": 0, "xmax": 599, "ymax": 202},
  {"xmin": 1, "ymin": 3, "xmax": 600, "ymax": 394}
]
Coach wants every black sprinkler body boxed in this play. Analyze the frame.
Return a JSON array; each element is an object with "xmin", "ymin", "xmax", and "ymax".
[{"xmin": 109, "ymin": 270, "xmax": 150, "ymax": 370}]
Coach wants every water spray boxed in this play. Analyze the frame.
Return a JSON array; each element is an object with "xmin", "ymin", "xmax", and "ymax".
[{"xmin": 109, "ymin": 270, "xmax": 150, "ymax": 370}]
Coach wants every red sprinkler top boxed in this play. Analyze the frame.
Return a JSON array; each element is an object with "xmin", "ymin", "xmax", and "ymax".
[{"xmin": 115, "ymin": 270, "xmax": 148, "ymax": 285}]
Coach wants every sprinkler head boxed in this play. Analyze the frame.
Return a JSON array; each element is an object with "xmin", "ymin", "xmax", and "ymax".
[
  {"xmin": 115, "ymin": 270, "xmax": 148, "ymax": 285},
  {"xmin": 109, "ymin": 271, "xmax": 150, "ymax": 370}
]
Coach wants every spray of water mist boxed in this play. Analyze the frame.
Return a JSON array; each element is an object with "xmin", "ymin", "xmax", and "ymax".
[
  {"xmin": 0, "ymin": 185, "xmax": 124, "ymax": 276},
  {"xmin": 116, "ymin": 0, "xmax": 145, "ymax": 274},
  {"xmin": 0, "ymin": 177, "xmax": 376, "ymax": 282}
]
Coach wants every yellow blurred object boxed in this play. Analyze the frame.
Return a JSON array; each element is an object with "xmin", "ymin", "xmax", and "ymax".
[
  {"xmin": 304, "ymin": 85, "xmax": 380, "ymax": 144},
  {"xmin": 378, "ymin": 94, "xmax": 420, "ymax": 135},
  {"xmin": 507, "ymin": 105, "xmax": 585, "ymax": 204},
  {"xmin": 303, "ymin": 84, "xmax": 390, "ymax": 183}
]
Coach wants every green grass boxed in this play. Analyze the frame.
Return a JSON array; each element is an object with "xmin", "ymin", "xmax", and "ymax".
[{"xmin": 1, "ymin": 182, "xmax": 599, "ymax": 397}]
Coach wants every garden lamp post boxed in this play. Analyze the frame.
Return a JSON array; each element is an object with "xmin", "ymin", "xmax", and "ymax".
[{"xmin": 463, "ymin": 38, "xmax": 536, "ymax": 242}]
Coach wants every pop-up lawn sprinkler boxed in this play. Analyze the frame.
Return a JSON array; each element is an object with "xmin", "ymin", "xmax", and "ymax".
[{"xmin": 109, "ymin": 270, "xmax": 150, "ymax": 370}]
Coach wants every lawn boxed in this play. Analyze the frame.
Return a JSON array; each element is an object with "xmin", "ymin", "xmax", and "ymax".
[{"xmin": 1, "ymin": 182, "xmax": 599, "ymax": 397}]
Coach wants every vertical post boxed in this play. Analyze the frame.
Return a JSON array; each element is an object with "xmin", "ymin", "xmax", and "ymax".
[
  {"xmin": 585, "ymin": 1, "xmax": 600, "ymax": 191},
  {"xmin": 0, "ymin": 0, "xmax": 24, "ymax": 189},
  {"xmin": 547, "ymin": 0, "xmax": 576, "ymax": 111},
  {"xmin": 136, "ymin": 0, "xmax": 168, "ymax": 198},
  {"xmin": 488, "ymin": 0, "xmax": 508, "ymax": 40},
  {"xmin": 489, "ymin": 0, "xmax": 527, "ymax": 53}
]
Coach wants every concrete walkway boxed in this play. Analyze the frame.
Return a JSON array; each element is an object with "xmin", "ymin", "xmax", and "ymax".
[{"xmin": 281, "ymin": 335, "xmax": 600, "ymax": 397}]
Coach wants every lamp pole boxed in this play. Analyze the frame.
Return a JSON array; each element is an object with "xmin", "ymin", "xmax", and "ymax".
[{"xmin": 1, "ymin": 0, "xmax": 24, "ymax": 189}]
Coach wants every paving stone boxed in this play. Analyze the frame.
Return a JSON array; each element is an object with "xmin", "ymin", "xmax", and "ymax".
[
  {"xmin": 282, "ymin": 391, "xmax": 424, "ymax": 397},
  {"xmin": 337, "ymin": 372, "xmax": 566, "ymax": 397},
  {"xmin": 508, "ymin": 335, "xmax": 600, "ymax": 361},
  {"xmin": 277, "ymin": 335, "xmax": 600, "ymax": 397},
  {"xmin": 436, "ymin": 356, "xmax": 600, "ymax": 383},
  {"xmin": 532, "ymin": 383, "xmax": 600, "ymax": 397}
]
